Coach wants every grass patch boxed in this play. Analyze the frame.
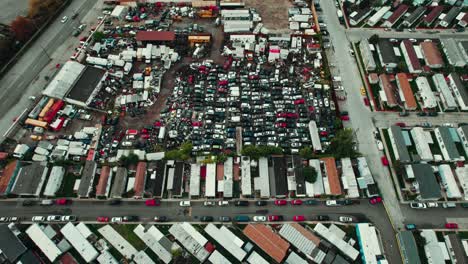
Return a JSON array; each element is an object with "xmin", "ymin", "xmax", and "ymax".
[{"xmin": 113, "ymin": 224, "xmax": 146, "ymax": 251}]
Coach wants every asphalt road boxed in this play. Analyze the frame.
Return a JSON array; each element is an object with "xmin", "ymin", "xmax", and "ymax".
[
  {"xmin": 372, "ymin": 112, "xmax": 468, "ymax": 128},
  {"xmin": 0, "ymin": 0, "xmax": 98, "ymax": 141},
  {"xmin": 0, "ymin": 199, "xmax": 402, "ymax": 264}
]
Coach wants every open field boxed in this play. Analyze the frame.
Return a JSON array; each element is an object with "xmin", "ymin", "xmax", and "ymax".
[{"xmin": 244, "ymin": 0, "xmax": 292, "ymax": 32}]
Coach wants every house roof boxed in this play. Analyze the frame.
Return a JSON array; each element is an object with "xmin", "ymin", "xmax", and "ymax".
[
  {"xmin": 0, "ymin": 161, "xmax": 17, "ymax": 195},
  {"xmin": 11, "ymin": 162, "xmax": 48, "ymax": 196},
  {"xmin": 243, "ymin": 224, "xmax": 289, "ymax": 263},
  {"xmin": 0, "ymin": 225, "xmax": 27, "ymax": 262},
  {"xmin": 423, "ymin": 6, "xmax": 444, "ymax": 24},
  {"xmin": 397, "ymin": 231, "xmax": 421, "ymax": 264},
  {"xmin": 379, "ymin": 74, "xmax": 398, "ymax": 106},
  {"xmin": 449, "ymin": 72, "xmax": 468, "ymax": 106},
  {"xmin": 136, "ymin": 31, "xmax": 175, "ymax": 42},
  {"xmin": 320, "ymin": 157, "xmax": 342, "ymax": 196},
  {"xmin": 403, "ymin": 6, "xmax": 426, "ymax": 26},
  {"xmin": 110, "ymin": 167, "xmax": 127, "ymax": 198},
  {"xmin": 386, "ymin": 4, "xmax": 409, "ymax": 24},
  {"xmin": 96, "ymin": 166, "xmax": 110, "ymax": 196},
  {"xmin": 437, "ymin": 126, "xmax": 461, "ymax": 160},
  {"xmin": 420, "ymin": 42, "xmax": 444, "ymax": 67},
  {"xmin": 134, "ymin": 162, "xmax": 146, "ymax": 197},
  {"xmin": 396, "ymin": 73, "xmax": 417, "ymax": 109},
  {"xmin": 78, "ymin": 161, "xmax": 97, "ymax": 198},
  {"xmin": 378, "ymin": 39, "xmax": 398, "ymax": 65},
  {"xmin": 412, "ymin": 164, "xmax": 441, "ymax": 200},
  {"xmin": 401, "ymin": 40, "xmax": 422, "ymax": 72},
  {"xmin": 390, "ymin": 126, "xmax": 411, "ymax": 162}
]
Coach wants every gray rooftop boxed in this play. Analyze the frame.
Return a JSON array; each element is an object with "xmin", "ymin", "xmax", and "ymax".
[
  {"xmin": 447, "ymin": 234, "xmax": 467, "ymax": 264},
  {"xmin": 390, "ymin": 126, "xmax": 411, "ymax": 162},
  {"xmin": 378, "ymin": 39, "xmax": 398, "ymax": 65},
  {"xmin": 449, "ymin": 73, "xmax": 468, "ymax": 106},
  {"xmin": 397, "ymin": 231, "xmax": 421, "ymax": 264},
  {"xmin": 110, "ymin": 167, "xmax": 128, "ymax": 198},
  {"xmin": 412, "ymin": 164, "xmax": 441, "ymax": 200},
  {"xmin": 437, "ymin": 126, "xmax": 461, "ymax": 160},
  {"xmin": 0, "ymin": 225, "xmax": 27, "ymax": 262},
  {"xmin": 78, "ymin": 161, "xmax": 97, "ymax": 198},
  {"xmin": 10, "ymin": 162, "xmax": 48, "ymax": 197}
]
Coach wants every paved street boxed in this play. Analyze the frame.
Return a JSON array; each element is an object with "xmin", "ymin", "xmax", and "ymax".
[
  {"xmin": 0, "ymin": 0, "xmax": 100, "ymax": 141},
  {"xmin": 346, "ymin": 27, "xmax": 468, "ymax": 42},
  {"xmin": 372, "ymin": 112, "xmax": 468, "ymax": 128}
]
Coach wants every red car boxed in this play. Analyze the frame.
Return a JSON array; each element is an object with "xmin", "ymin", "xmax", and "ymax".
[
  {"xmin": 395, "ymin": 122, "xmax": 406, "ymax": 127},
  {"xmin": 268, "ymin": 215, "xmax": 283, "ymax": 221},
  {"xmin": 275, "ymin": 199, "xmax": 287, "ymax": 206},
  {"xmin": 56, "ymin": 199, "xmax": 70, "ymax": 205},
  {"xmin": 97, "ymin": 217, "xmax": 109, "ymax": 222},
  {"xmin": 290, "ymin": 199, "xmax": 303, "ymax": 205},
  {"xmin": 381, "ymin": 156, "xmax": 389, "ymax": 166},
  {"xmin": 369, "ymin": 196, "xmax": 382, "ymax": 204},
  {"xmin": 293, "ymin": 215, "xmax": 305, "ymax": 222},
  {"xmin": 340, "ymin": 115, "xmax": 350, "ymax": 121},
  {"xmin": 363, "ymin": 97, "xmax": 369, "ymax": 106},
  {"xmin": 145, "ymin": 199, "xmax": 160, "ymax": 206},
  {"xmin": 445, "ymin": 223, "xmax": 458, "ymax": 229}
]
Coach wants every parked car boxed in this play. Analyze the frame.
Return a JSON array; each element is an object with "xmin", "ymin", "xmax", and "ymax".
[
  {"xmin": 275, "ymin": 199, "xmax": 287, "ymax": 206},
  {"xmin": 123, "ymin": 216, "xmax": 139, "ymax": 222},
  {"xmin": 111, "ymin": 217, "xmax": 122, "ymax": 223},
  {"xmin": 234, "ymin": 215, "xmax": 250, "ymax": 222},
  {"xmin": 253, "ymin": 216, "xmax": 267, "ymax": 222},
  {"xmin": 369, "ymin": 197, "xmax": 382, "ymax": 204},
  {"xmin": 61, "ymin": 16, "xmax": 68, "ymax": 23},
  {"xmin": 218, "ymin": 201, "xmax": 229, "ymax": 206},
  {"xmin": 325, "ymin": 200, "xmax": 339, "ymax": 206},
  {"xmin": 97, "ymin": 216, "xmax": 109, "ymax": 222},
  {"xmin": 61, "ymin": 215, "xmax": 77, "ymax": 222},
  {"xmin": 395, "ymin": 122, "xmax": 406, "ymax": 127},
  {"xmin": 179, "ymin": 201, "xmax": 191, "ymax": 207},
  {"xmin": 304, "ymin": 200, "xmax": 319, "ymax": 205},
  {"xmin": 410, "ymin": 202, "xmax": 427, "ymax": 209},
  {"xmin": 290, "ymin": 199, "xmax": 303, "ymax": 205},
  {"xmin": 255, "ymin": 200, "xmax": 267, "ymax": 206},
  {"xmin": 442, "ymin": 202, "xmax": 456, "ymax": 208},
  {"xmin": 55, "ymin": 198, "xmax": 70, "ymax": 205},
  {"xmin": 268, "ymin": 215, "xmax": 283, "ymax": 221},
  {"xmin": 40, "ymin": 199, "xmax": 54, "ymax": 206},
  {"xmin": 381, "ymin": 156, "xmax": 389, "ymax": 166},
  {"xmin": 204, "ymin": 201, "xmax": 216, "ymax": 206},
  {"xmin": 219, "ymin": 216, "xmax": 231, "ymax": 222},
  {"xmin": 154, "ymin": 216, "xmax": 168, "ymax": 222},
  {"xmin": 32, "ymin": 216, "xmax": 45, "ymax": 222},
  {"xmin": 235, "ymin": 200, "xmax": 249, "ymax": 206},
  {"xmin": 317, "ymin": 215, "xmax": 330, "ymax": 221},
  {"xmin": 145, "ymin": 199, "xmax": 160, "ymax": 206},
  {"xmin": 22, "ymin": 200, "xmax": 35, "ymax": 206},
  {"xmin": 339, "ymin": 216, "xmax": 354, "ymax": 223},
  {"xmin": 405, "ymin": 224, "xmax": 417, "ymax": 230},
  {"xmin": 109, "ymin": 199, "xmax": 122, "ymax": 205},
  {"xmin": 200, "ymin": 216, "xmax": 214, "ymax": 222},
  {"xmin": 293, "ymin": 215, "xmax": 305, "ymax": 222},
  {"xmin": 47, "ymin": 215, "xmax": 61, "ymax": 222},
  {"xmin": 426, "ymin": 202, "xmax": 438, "ymax": 208},
  {"xmin": 445, "ymin": 223, "xmax": 458, "ymax": 229}
]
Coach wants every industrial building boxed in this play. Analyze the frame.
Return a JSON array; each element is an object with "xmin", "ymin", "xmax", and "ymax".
[
  {"xmin": 379, "ymin": 74, "xmax": 398, "ymax": 107},
  {"xmin": 415, "ymin": 76, "xmax": 437, "ymax": 109},
  {"xmin": 448, "ymin": 72, "xmax": 468, "ymax": 111},
  {"xmin": 420, "ymin": 42, "xmax": 444, "ymax": 69},
  {"xmin": 135, "ymin": 31, "xmax": 176, "ymax": 46},
  {"xmin": 396, "ymin": 73, "xmax": 417, "ymax": 110},
  {"xmin": 400, "ymin": 40, "xmax": 422, "ymax": 74},
  {"xmin": 435, "ymin": 126, "xmax": 462, "ymax": 161},
  {"xmin": 432, "ymin": 74, "xmax": 457, "ymax": 111},
  {"xmin": 388, "ymin": 125, "xmax": 411, "ymax": 163},
  {"xmin": 10, "ymin": 162, "xmax": 48, "ymax": 197},
  {"xmin": 359, "ymin": 39, "xmax": 376, "ymax": 71}
]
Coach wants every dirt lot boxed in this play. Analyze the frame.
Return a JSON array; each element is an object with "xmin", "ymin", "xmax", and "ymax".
[{"xmin": 244, "ymin": 0, "xmax": 292, "ymax": 32}]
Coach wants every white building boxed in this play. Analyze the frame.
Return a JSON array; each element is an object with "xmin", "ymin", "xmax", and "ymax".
[
  {"xmin": 306, "ymin": 159, "xmax": 324, "ymax": 197},
  {"xmin": 26, "ymin": 224, "xmax": 62, "ymax": 262},
  {"xmin": 432, "ymin": 74, "xmax": 457, "ymax": 111},
  {"xmin": 241, "ymin": 156, "xmax": 252, "ymax": 196},
  {"xmin": 367, "ymin": 6, "xmax": 391, "ymax": 26},
  {"xmin": 410, "ymin": 127, "xmax": 434, "ymax": 161},
  {"xmin": 314, "ymin": 223, "xmax": 359, "ymax": 261},
  {"xmin": 133, "ymin": 225, "xmax": 172, "ymax": 264},
  {"xmin": 439, "ymin": 165, "xmax": 462, "ymax": 199},
  {"xmin": 457, "ymin": 125, "xmax": 468, "ymax": 156},
  {"xmin": 308, "ymin": 121, "xmax": 322, "ymax": 152},
  {"xmin": 43, "ymin": 166, "xmax": 65, "ymax": 197},
  {"xmin": 448, "ymin": 73, "xmax": 468, "ymax": 111},
  {"xmin": 111, "ymin": 5, "xmax": 128, "ymax": 20},
  {"xmin": 421, "ymin": 230, "xmax": 449, "ymax": 264},
  {"xmin": 356, "ymin": 223, "xmax": 384, "ymax": 264},
  {"xmin": 61, "ymin": 223, "xmax": 98, "ymax": 263},
  {"xmin": 455, "ymin": 165, "xmax": 468, "ymax": 200},
  {"xmin": 223, "ymin": 157, "xmax": 233, "ymax": 198},
  {"xmin": 189, "ymin": 163, "xmax": 200, "ymax": 197},
  {"xmin": 279, "ymin": 223, "xmax": 326, "ymax": 263},
  {"xmin": 255, "ymin": 157, "xmax": 270, "ymax": 198},
  {"xmin": 169, "ymin": 223, "xmax": 209, "ymax": 262},
  {"xmin": 359, "ymin": 39, "xmax": 376, "ymax": 71},
  {"xmin": 204, "ymin": 224, "xmax": 246, "ymax": 261},
  {"xmin": 98, "ymin": 225, "xmax": 137, "ymax": 259},
  {"xmin": 205, "ymin": 163, "xmax": 216, "ymax": 197},
  {"xmin": 341, "ymin": 158, "xmax": 359, "ymax": 198},
  {"xmin": 416, "ymin": 77, "xmax": 438, "ymax": 109}
]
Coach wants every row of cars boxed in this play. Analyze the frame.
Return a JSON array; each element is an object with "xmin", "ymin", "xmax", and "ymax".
[{"xmin": 31, "ymin": 215, "xmax": 77, "ymax": 222}]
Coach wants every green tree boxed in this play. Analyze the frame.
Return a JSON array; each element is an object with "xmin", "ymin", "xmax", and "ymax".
[
  {"xmin": 119, "ymin": 153, "xmax": 139, "ymax": 167},
  {"xmin": 393, "ymin": 160, "xmax": 404, "ymax": 176},
  {"xmin": 303, "ymin": 166, "xmax": 318, "ymax": 183},
  {"xmin": 164, "ymin": 141, "xmax": 193, "ymax": 161},
  {"xmin": 241, "ymin": 145, "xmax": 262, "ymax": 159},
  {"xmin": 368, "ymin": 34, "xmax": 380, "ymax": 45},
  {"xmin": 93, "ymin": 31, "xmax": 105, "ymax": 42},
  {"xmin": 328, "ymin": 128, "xmax": 358, "ymax": 158},
  {"xmin": 215, "ymin": 154, "xmax": 228, "ymax": 163},
  {"xmin": 299, "ymin": 147, "xmax": 314, "ymax": 160}
]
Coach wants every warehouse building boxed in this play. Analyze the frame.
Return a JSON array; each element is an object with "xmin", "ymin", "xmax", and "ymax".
[
  {"xmin": 432, "ymin": 74, "xmax": 457, "ymax": 111},
  {"xmin": 420, "ymin": 42, "xmax": 444, "ymax": 69},
  {"xmin": 314, "ymin": 223, "xmax": 359, "ymax": 261},
  {"xmin": 457, "ymin": 125, "xmax": 468, "ymax": 156},
  {"xmin": 43, "ymin": 166, "xmax": 65, "ymax": 197},
  {"xmin": 377, "ymin": 39, "xmax": 398, "ymax": 69},
  {"xmin": 61, "ymin": 223, "xmax": 98, "ymax": 263},
  {"xmin": 448, "ymin": 72, "xmax": 468, "ymax": 111},
  {"xmin": 435, "ymin": 126, "xmax": 462, "ymax": 161},
  {"xmin": 244, "ymin": 224, "xmax": 290, "ymax": 263},
  {"xmin": 356, "ymin": 223, "xmax": 385, "ymax": 263},
  {"xmin": 279, "ymin": 223, "xmax": 326, "ymax": 263},
  {"xmin": 438, "ymin": 164, "xmax": 461, "ymax": 199},
  {"xmin": 204, "ymin": 224, "xmax": 247, "ymax": 262},
  {"xmin": 26, "ymin": 224, "xmax": 63, "ymax": 262},
  {"xmin": 10, "ymin": 162, "xmax": 48, "ymax": 197},
  {"xmin": 388, "ymin": 125, "xmax": 411, "ymax": 163},
  {"xmin": 78, "ymin": 161, "xmax": 97, "ymax": 198},
  {"xmin": 321, "ymin": 157, "xmax": 343, "ymax": 196},
  {"xmin": 416, "ymin": 76, "xmax": 437, "ymax": 109},
  {"xmin": 410, "ymin": 127, "xmax": 433, "ymax": 161},
  {"xmin": 359, "ymin": 39, "xmax": 376, "ymax": 71},
  {"xmin": 382, "ymin": 4, "xmax": 409, "ymax": 28},
  {"xmin": 400, "ymin": 40, "xmax": 422, "ymax": 73},
  {"xmin": 396, "ymin": 73, "xmax": 417, "ymax": 110},
  {"xmin": 402, "ymin": 6, "xmax": 426, "ymax": 27},
  {"xmin": 408, "ymin": 164, "xmax": 441, "ymax": 200},
  {"xmin": 441, "ymin": 39, "xmax": 467, "ymax": 68},
  {"xmin": 379, "ymin": 74, "xmax": 398, "ymax": 107},
  {"xmin": 397, "ymin": 231, "xmax": 421, "ymax": 264}
]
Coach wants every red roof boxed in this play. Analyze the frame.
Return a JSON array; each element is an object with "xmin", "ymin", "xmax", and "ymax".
[
  {"xmin": 243, "ymin": 224, "xmax": 290, "ymax": 263},
  {"xmin": 423, "ymin": 6, "xmax": 444, "ymax": 24},
  {"xmin": 134, "ymin": 162, "xmax": 147, "ymax": 197},
  {"xmin": 396, "ymin": 73, "xmax": 417, "ymax": 110},
  {"xmin": 96, "ymin": 166, "xmax": 110, "ymax": 196},
  {"xmin": 320, "ymin": 157, "xmax": 343, "ymax": 196},
  {"xmin": 216, "ymin": 163, "xmax": 224, "ymax": 181},
  {"xmin": 0, "ymin": 161, "xmax": 17, "ymax": 194},
  {"xmin": 401, "ymin": 40, "xmax": 422, "ymax": 72},
  {"xmin": 379, "ymin": 74, "xmax": 398, "ymax": 107},
  {"xmin": 420, "ymin": 42, "xmax": 443, "ymax": 68},
  {"xmin": 136, "ymin": 31, "xmax": 175, "ymax": 42},
  {"xmin": 387, "ymin": 4, "xmax": 409, "ymax": 24}
]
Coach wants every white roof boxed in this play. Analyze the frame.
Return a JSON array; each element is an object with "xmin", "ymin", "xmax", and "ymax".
[
  {"xmin": 43, "ymin": 166, "xmax": 65, "ymax": 197},
  {"xmin": 285, "ymin": 252, "xmax": 308, "ymax": 264},
  {"xmin": 455, "ymin": 165, "xmax": 468, "ymax": 200},
  {"xmin": 223, "ymin": 158, "xmax": 233, "ymax": 197},
  {"xmin": 314, "ymin": 223, "xmax": 359, "ymax": 260},
  {"xmin": 410, "ymin": 127, "xmax": 434, "ymax": 161},
  {"xmin": 308, "ymin": 121, "xmax": 322, "ymax": 151},
  {"xmin": 26, "ymin": 224, "xmax": 62, "ymax": 262},
  {"xmin": 356, "ymin": 223, "xmax": 382, "ymax": 264},
  {"xmin": 256, "ymin": 158, "xmax": 270, "ymax": 197},
  {"xmin": 279, "ymin": 224, "xmax": 325, "ymax": 263},
  {"xmin": 432, "ymin": 74, "xmax": 457, "ymax": 109},
  {"xmin": 206, "ymin": 163, "xmax": 216, "ymax": 197},
  {"xmin": 98, "ymin": 225, "xmax": 137, "ymax": 259},
  {"xmin": 134, "ymin": 251, "xmax": 155, "ymax": 264},
  {"xmin": 189, "ymin": 163, "xmax": 200, "ymax": 196},
  {"xmin": 134, "ymin": 225, "xmax": 172, "ymax": 264},
  {"xmin": 61, "ymin": 223, "xmax": 98, "ymax": 263},
  {"xmin": 247, "ymin": 251, "xmax": 269, "ymax": 264},
  {"xmin": 181, "ymin": 222, "xmax": 207, "ymax": 245},
  {"xmin": 341, "ymin": 158, "xmax": 360, "ymax": 198},
  {"xmin": 416, "ymin": 77, "xmax": 438, "ymax": 109},
  {"xmin": 241, "ymin": 156, "xmax": 252, "ymax": 195},
  {"xmin": 439, "ymin": 164, "xmax": 462, "ymax": 198},
  {"xmin": 307, "ymin": 159, "xmax": 324, "ymax": 196},
  {"xmin": 43, "ymin": 61, "xmax": 85, "ymax": 99},
  {"xmin": 146, "ymin": 152, "xmax": 165, "ymax": 161},
  {"xmin": 76, "ymin": 222, "xmax": 93, "ymax": 239},
  {"xmin": 111, "ymin": 5, "xmax": 127, "ymax": 17},
  {"xmin": 208, "ymin": 250, "xmax": 232, "ymax": 264},
  {"xmin": 357, "ymin": 157, "xmax": 375, "ymax": 187},
  {"xmin": 97, "ymin": 250, "xmax": 118, "ymax": 264},
  {"xmin": 168, "ymin": 223, "xmax": 209, "ymax": 262},
  {"xmin": 204, "ymin": 224, "xmax": 247, "ymax": 261},
  {"xmin": 421, "ymin": 230, "xmax": 448, "ymax": 264}
]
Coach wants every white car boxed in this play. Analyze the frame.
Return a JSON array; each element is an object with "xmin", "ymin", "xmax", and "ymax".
[
  {"xmin": 339, "ymin": 216, "xmax": 354, "ymax": 223},
  {"xmin": 47, "ymin": 215, "xmax": 61, "ymax": 222},
  {"xmin": 111, "ymin": 217, "xmax": 123, "ymax": 223},
  {"xmin": 218, "ymin": 201, "xmax": 229, "ymax": 206},
  {"xmin": 410, "ymin": 202, "xmax": 427, "ymax": 209},
  {"xmin": 32, "ymin": 216, "xmax": 45, "ymax": 222},
  {"xmin": 61, "ymin": 215, "xmax": 77, "ymax": 222},
  {"xmin": 103, "ymin": 10, "xmax": 111, "ymax": 15},
  {"xmin": 204, "ymin": 201, "xmax": 216, "ymax": 206},
  {"xmin": 61, "ymin": 16, "xmax": 68, "ymax": 23},
  {"xmin": 253, "ymin": 216, "xmax": 267, "ymax": 222},
  {"xmin": 376, "ymin": 140, "xmax": 383, "ymax": 151},
  {"xmin": 325, "ymin": 200, "xmax": 339, "ymax": 206},
  {"xmin": 427, "ymin": 202, "xmax": 438, "ymax": 208},
  {"xmin": 179, "ymin": 201, "xmax": 191, "ymax": 207}
]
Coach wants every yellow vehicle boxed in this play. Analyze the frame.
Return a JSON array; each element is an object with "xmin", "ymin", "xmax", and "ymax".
[
  {"xmin": 360, "ymin": 86, "xmax": 366, "ymax": 96},
  {"xmin": 30, "ymin": 135, "xmax": 43, "ymax": 141}
]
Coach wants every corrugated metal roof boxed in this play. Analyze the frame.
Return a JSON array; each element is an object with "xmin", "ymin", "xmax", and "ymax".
[
  {"xmin": 420, "ymin": 42, "xmax": 444, "ymax": 67},
  {"xmin": 379, "ymin": 74, "xmax": 398, "ymax": 106},
  {"xmin": 423, "ymin": 6, "xmax": 444, "ymax": 24},
  {"xmin": 96, "ymin": 166, "xmax": 110, "ymax": 196},
  {"xmin": 136, "ymin": 31, "xmax": 175, "ymax": 42},
  {"xmin": 321, "ymin": 157, "xmax": 342, "ymax": 196},
  {"xmin": 243, "ymin": 224, "xmax": 289, "ymax": 263}
]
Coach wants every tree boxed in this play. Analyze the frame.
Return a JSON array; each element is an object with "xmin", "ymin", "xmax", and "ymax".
[
  {"xmin": 93, "ymin": 31, "xmax": 105, "ymax": 42},
  {"xmin": 119, "ymin": 153, "xmax": 139, "ymax": 167},
  {"xmin": 164, "ymin": 142, "xmax": 193, "ymax": 161},
  {"xmin": 368, "ymin": 34, "xmax": 380, "ymax": 45},
  {"xmin": 241, "ymin": 145, "xmax": 262, "ymax": 160},
  {"xmin": 215, "ymin": 154, "xmax": 228, "ymax": 163},
  {"xmin": 241, "ymin": 145, "xmax": 283, "ymax": 160},
  {"xmin": 328, "ymin": 128, "xmax": 358, "ymax": 158},
  {"xmin": 10, "ymin": 16, "xmax": 36, "ymax": 42},
  {"xmin": 303, "ymin": 167, "xmax": 318, "ymax": 183},
  {"xmin": 393, "ymin": 160, "xmax": 404, "ymax": 176},
  {"xmin": 299, "ymin": 147, "xmax": 314, "ymax": 160}
]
